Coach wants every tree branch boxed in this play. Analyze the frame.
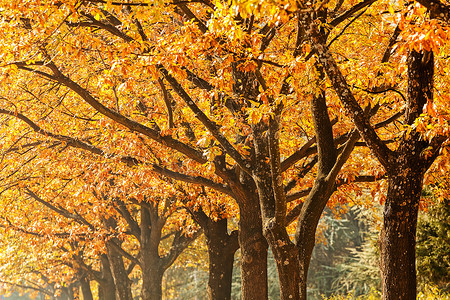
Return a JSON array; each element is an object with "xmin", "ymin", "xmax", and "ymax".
[
  {"xmin": 305, "ymin": 24, "xmax": 395, "ymax": 172},
  {"xmin": 330, "ymin": 0, "xmax": 377, "ymax": 27},
  {"xmin": 0, "ymin": 109, "xmax": 233, "ymax": 196},
  {"xmin": 158, "ymin": 65, "xmax": 252, "ymax": 175},
  {"xmin": 29, "ymin": 59, "xmax": 207, "ymax": 164},
  {"xmin": 25, "ymin": 188, "xmax": 95, "ymax": 231}
]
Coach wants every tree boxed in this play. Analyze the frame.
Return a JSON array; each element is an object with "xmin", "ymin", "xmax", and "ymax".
[
  {"xmin": 1, "ymin": 0, "xmax": 447, "ymax": 299},
  {"xmin": 296, "ymin": 3, "xmax": 450, "ymax": 299}
]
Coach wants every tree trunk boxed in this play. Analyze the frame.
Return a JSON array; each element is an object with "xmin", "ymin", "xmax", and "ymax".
[
  {"xmin": 141, "ymin": 262, "xmax": 164, "ymax": 300},
  {"xmin": 253, "ymin": 163, "xmax": 301, "ymax": 300},
  {"xmin": 380, "ymin": 49, "xmax": 435, "ymax": 300},
  {"xmin": 79, "ymin": 275, "xmax": 94, "ymax": 300},
  {"xmin": 239, "ymin": 199, "xmax": 268, "ymax": 300},
  {"xmin": 380, "ymin": 169, "xmax": 424, "ymax": 299},
  {"xmin": 103, "ymin": 217, "xmax": 133, "ymax": 300},
  {"xmin": 98, "ymin": 278, "xmax": 117, "ymax": 300},
  {"xmin": 98, "ymin": 254, "xmax": 117, "ymax": 300},
  {"xmin": 58, "ymin": 286, "xmax": 70, "ymax": 300},
  {"xmin": 266, "ymin": 224, "xmax": 301, "ymax": 300},
  {"xmin": 295, "ymin": 177, "xmax": 337, "ymax": 300},
  {"xmin": 205, "ymin": 218, "xmax": 239, "ymax": 300},
  {"xmin": 294, "ymin": 63, "xmax": 339, "ymax": 300},
  {"xmin": 106, "ymin": 240, "xmax": 133, "ymax": 300}
]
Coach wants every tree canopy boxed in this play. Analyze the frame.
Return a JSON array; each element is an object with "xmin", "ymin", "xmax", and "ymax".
[{"xmin": 0, "ymin": 0, "xmax": 449, "ymax": 299}]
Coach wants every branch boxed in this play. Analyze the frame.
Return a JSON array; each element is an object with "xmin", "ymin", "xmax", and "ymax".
[
  {"xmin": 268, "ymin": 107, "xmax": 287, "ymax": 224},
  {"xmin": 112, "ymin": 198, "xmax": 141, "ymax": 242},
  {"xmin": 330, "ymin": 0, "xmax": 378, "ymax": 27},
  {"xmin": 286, "ymin": 188, "xmax": 311, "ymax": 202},
  {"xmin": 152, "ymin": 164, "xmax": 234, "ymax": 197},
  {"xmin": 25, "ymin": 188, "xmax": 95, "ymax": 231},
  {"xmin": 1, "ymin": 218, "xmax": 77, "ymax": 238},
  {"xmin": 415, "ymin": 0, "xmax": 450, "ymax": 22},
  {"xmin": 326, "ymin": 129, "xmax": 360, "ymax": 182},
  {"xmin": 380, "ymin": 24, "xmax": 401, "ymax": 63},
  {"xmin": 0, "ymin": 280, "xmax": 53, "ymax": 296},
  {"xmin": 30, "ymin": 59, "xmax": 206, "ymax": 164},
  {"xmin": 286, "ymin": 172, "xmax": 384, "ymax": 203},
  {"xmin": 285, "ymin": 157, "xmax": 318, "ymax": 194},
  {"xmin": 0, "ymin": 109, "xmax": 233, "ymax": 196},
  {"xmin": 106, "ymin": 239, "xmax": 140, "ymax": 265},
  {"xmin": 183, "ymin": 67, "xmax": 242, "ymax": 115},
  {"xmin": 281, "ymin": 118, "xmax": 338, "ymax": 172},
  {"xmin": 311, "ymin": 64, "xmax": 338, "ymax": 176},
  {"xmin": 158, "ymin": 65, "xmax": 252, "ymax": 175},
  {"xmin": 285, "ymin": 202, "xmax": 303, "ymax": 226},
  {"xmin": 161, "ymin": 228, "xmax": 203, "ymax": 270},
  {"xmin": 306, "ymin": 25, "xmax": 395, "ymax": 172},
  {"xmin": 158, "ymin": 78, "xmax": 174, "ymax": 128},
  {"xmin": 336, "ymin": 174, "xmax": 386, "ymax": 185},
  {"xmin": 174, "ymin": 3, "xmax": 208, "ymax": 33},
  {"xmin": 68, "ymin": 12, "xmax": 133, "ymax": 42},
  {"xmin": 0, "ymin": 109, "xmax": 103, "ymax": 156},
  {"xmin": 328, "ymin": 8, "xmax": 368, "ymax": 47}
]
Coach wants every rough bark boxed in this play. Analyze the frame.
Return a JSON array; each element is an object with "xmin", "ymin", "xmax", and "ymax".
[
  {"xmin": 136, "ymin": 201, "xmax": 201, "ymax": 300},
  {"xmin": 235, "ymin": 69, "xmax": 303, "ymax": 298},
  {"xmin": 257, "ymin": 179, "xmax": 303, "ymax": 300},
  {"xmin": 379, "ymin": 49, "xmax": 435, "ymax": 300},
  {"xmin": 204, "ymin": 218, "xmax": 239, "ymax": 300},
  {"xmin": 304, "ymin": 6, "xmax": 440, "ymax": 296},
  {"xmin": 140, "ymin": 260, "xmax": 164, "ymax": 300},
  {"xmin": 265, "ymin": 223, "xmax": 301, "ymax": 300},
  {"xmin": 230, "ymin": 172, "xmax": 268, "ymax": 300},
  {"xmin": 380, "ymin": 168, "xmax": 423, "ymax": 299},
  {"xmin": 239, "ymin": 198, "xmax": 268, "ymax": 300},
  {"xmin": 188, "ymin": 205, "xmax": 239, "ymax": 300},
  {"xmin": 294, "ymin": 62, "xmax": 344, "ymax": 300},
  {"xmin": 105, "ymin": 240, "xmax": 133, "ymax": 300}
]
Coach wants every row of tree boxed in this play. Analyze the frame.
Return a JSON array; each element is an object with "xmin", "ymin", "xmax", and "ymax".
[{"xmin": 0, "ymin": 0, "xmax": 449, "ymax": 299}]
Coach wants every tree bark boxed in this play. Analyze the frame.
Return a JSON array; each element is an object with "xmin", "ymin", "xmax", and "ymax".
[
  {"xmin": 140, "ymin": 261, "xmax": 164, "ymax": 300},
  {"xmin": 380, "ymin": 169, "xmax": 423, "ymax": 299},
  {"xmin": 98, "ymin": 254, "xmax": 117, "ymax": 300},
  {"xmin": 79, "ymin": 275, "xmax": 94, "ymax": 300},
  {"xmin": 295, "ymin": 177, "xmax": 335, "ymax": 300},
  {"xmin": 265, "ymin": 223, "xmax": 301, "ymax": 300},
  {"xmin": 139, "ymin": 203, "xmax": 165, "ymax": 300},
  {"xmin": 239, "ymin": 194, "xmax": 268, "ymax": 300},
  {"xmin": 205, "ymin": 218, "xmax": 239, "ymax": 300},
  {"xmin": 103, "ymin": 216, "xmax": 133, "ymax": 300},
  {"xmin": 252, "ymin": 161, "xmax": 301, "ymax": 300},
  {"xmin": 105, "ymin": 240, "xmax": 133, "ymax": 300},
  {"xmin": 294, "ymin": 62, "xmax": 342, "ymax": 300},
  {"xmin": 380, "ymin": 49, "xmax": 435, "ymax": 300},
  {"xmin": 304, "ymin": 12, "xmax": 441, "ymax": 297}
]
